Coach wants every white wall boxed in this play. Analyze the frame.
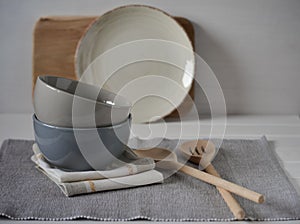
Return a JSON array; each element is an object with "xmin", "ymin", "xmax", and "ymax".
[{"xmin": 0, "ymin": 0, "xmax": 299, "ymax": 115}]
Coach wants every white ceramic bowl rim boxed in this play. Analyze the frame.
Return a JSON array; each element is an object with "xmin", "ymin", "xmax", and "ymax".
[
  {"xmin": 74, "ymin": 4, "xmax": 194, "ymax": 76},
  {"xmin": 33, "ymin": 114, "xmax": 131, "ymax": 130},
  {"xmin": 38, "ymin": 75, "xmax": 132, "ymax": 109},
  {"xmin": 74, "ymin": 5, "xmax": 194, "ymax": 123}
]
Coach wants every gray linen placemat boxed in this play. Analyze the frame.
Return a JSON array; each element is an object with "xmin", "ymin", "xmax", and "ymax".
[{"xmin": 0, "ymin": 137, "xmax": 299, "ymax": 221}]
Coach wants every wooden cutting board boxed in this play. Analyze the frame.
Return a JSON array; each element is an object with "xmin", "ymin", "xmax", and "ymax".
[{"xmin": 33, "ymin": 16, "xmax": 195, "ymax": 118}]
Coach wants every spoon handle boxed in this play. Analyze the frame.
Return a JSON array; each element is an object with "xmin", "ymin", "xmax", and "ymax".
[
  {"xmin": 176, "ymin": 162, "xmax": 265, "ymax": 204},
  {"xmin": 205, "ymin": 164, "xmax": 245, "ymax": 220}
]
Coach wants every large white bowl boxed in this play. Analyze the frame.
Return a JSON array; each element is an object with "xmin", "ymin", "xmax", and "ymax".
[
  {"xmin": 33, "ymin": 75, "xmax": 131, "ymax": 128},
  {"xmin": 75, "ymin": 5, "xmax": 194, "ymax": 123}
]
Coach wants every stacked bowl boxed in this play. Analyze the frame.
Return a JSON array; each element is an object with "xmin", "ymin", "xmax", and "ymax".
[{"xmin": 33, "ymin": 75, "xmax": 132, "ymax": 171}]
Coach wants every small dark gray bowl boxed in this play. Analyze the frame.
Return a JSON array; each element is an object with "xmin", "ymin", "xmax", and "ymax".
[{"xmin": 33, "ymin": 114, "xmax": 131, "ymax": 171}]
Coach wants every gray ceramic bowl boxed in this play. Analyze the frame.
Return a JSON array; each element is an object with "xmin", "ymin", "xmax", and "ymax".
[
  {"xmin": 33, "ymin": 75, "xmax": 132, "ymax": 128},
  {"xmin": 33, "ymin": 114, "xmax": 131, "ymax": 171}
]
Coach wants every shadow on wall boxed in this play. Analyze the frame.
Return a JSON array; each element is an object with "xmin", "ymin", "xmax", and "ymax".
[{"xmin": 192, "ymin": 22, "xmax": 246, "ymax": 116}]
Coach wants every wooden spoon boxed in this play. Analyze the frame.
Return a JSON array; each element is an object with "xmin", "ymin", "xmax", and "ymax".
[
  {"xmin": 180, "ymin": 140, "xmax": 245, "ymax": 220},
  {"xmin": 133, "ymin": 147, "xmax": 264, "ymax": 204}
]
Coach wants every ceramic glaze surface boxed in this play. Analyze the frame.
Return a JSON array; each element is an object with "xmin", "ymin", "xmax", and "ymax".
[
  {"xmin": 75, "ymin": 5, "xmax": 194, "ymax": 123},
  {"xmin": 33, "ymin": 114, "xmax": 131, "ymax": 171},
  {"xmin": 33, "ymin": 76, "xmax": 131, "ymax": 128}
]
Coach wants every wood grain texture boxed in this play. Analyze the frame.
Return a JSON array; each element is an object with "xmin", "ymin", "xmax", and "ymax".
[
  {"xmin": 33, "ymin": 16, "xmax": 96, "ymax": 84},
  {"xmin": 32, "ymin": 16, "xmax": 195, "ymax": 118}
]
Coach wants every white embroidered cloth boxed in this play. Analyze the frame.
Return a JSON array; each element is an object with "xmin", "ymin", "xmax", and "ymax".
[{"xmin": 31, "ymin": 143, "xmax": 163, "ymax": 196}]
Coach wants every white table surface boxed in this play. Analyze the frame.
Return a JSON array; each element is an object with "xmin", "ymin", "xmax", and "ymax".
[{"xmin": 0, "ymin": 113, "xmax": 299, "ymax": 224}]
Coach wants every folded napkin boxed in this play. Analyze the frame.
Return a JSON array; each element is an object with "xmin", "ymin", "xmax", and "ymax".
[{"xmin": 31, "ymin": 144, "xmax": 163, "ymax": 196}]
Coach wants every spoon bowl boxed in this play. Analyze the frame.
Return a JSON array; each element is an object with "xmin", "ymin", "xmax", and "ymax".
[{"xmin": 133, "ymin": 147, "xmax": 176, "ymax": 162}]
